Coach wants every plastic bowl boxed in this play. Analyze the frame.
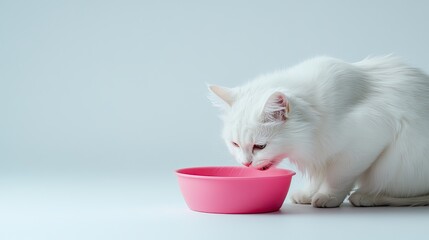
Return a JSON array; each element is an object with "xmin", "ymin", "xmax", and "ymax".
[{"xmin": 176, "ymin": 166, "xmax": 295, "ymax": 214}]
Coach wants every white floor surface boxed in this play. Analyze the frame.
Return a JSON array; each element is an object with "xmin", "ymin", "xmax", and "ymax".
[{"xmin": 1, "ymin": 174, "xmax": 427, "ymax": 240}]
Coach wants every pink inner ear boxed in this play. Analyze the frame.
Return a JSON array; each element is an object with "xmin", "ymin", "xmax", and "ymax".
[
  {"xmin": 276, "ymin": 95, "xmax": 286, "ymax": 105},
  {"xmin": 276, "ymin": 94, "xmax": 289, "ymax": 120},
  {"xmin": 264, "ymin": 92, "xmax": 288, "ymax": 122},
  {"xmin": 273, "ymin": 107, "xmax": 287, "ymax": 121}
]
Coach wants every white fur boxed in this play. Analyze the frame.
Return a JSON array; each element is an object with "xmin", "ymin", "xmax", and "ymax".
[{"xmin": 209, "ymin": 56, "xmax": 429, "ymax": 208}]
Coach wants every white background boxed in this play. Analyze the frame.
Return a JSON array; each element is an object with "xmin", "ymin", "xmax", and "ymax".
[{"xmin": 1, "ymin": 1, "xmax": 428, "ymax": 239}]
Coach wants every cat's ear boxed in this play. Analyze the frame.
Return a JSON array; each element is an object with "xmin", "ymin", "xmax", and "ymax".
[
  {"xmin": 262, "ymin": 91, "xmax": 289, "ymax": 122},
  {"xmin": 208, "ymin": 85, "xmax": 235, "ymax": 108}
]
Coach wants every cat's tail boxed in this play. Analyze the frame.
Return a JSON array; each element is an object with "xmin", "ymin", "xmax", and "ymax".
[
  {"xmin": 380, "ymin": 194, "xmax": 429, "ymax": 207},
  {"xmin": 349, "ymin": 192, "xmax": 429, "ymax": 207}
]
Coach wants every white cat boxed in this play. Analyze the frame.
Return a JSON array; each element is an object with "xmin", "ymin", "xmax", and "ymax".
[{"xmin": 209, "ymin": 56, "xmax": 429, "ymax": 208}]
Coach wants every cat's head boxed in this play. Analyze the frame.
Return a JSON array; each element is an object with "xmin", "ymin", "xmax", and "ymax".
[{"xmin": 209, "ymin": 84, "xmax": 302, "ymax": 170}]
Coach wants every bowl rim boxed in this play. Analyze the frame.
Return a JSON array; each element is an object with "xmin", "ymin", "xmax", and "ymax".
[{"xmin": 175, "ymin": 166, "xmax": 296, "ymax": 180}]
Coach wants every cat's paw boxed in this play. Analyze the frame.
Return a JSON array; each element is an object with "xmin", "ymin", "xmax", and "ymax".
[
  {"xmin": 291, "ymin": 191, "xmax": 312, "ymax": 204},
  {"xmin": 349, "ymin": 192, "xmax": 377, "ymax": 207},
  {"xmin": 311, "ymin": 192, "xmax": 343, "ymax": 208}
]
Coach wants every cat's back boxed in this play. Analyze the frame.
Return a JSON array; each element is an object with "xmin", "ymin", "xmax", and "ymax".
[
  {"xmin": 254, "ymin": 55, "xmax": 429, "ymax": 94},
  {"xmin": 354, "ymin": 55, "xmax": 429, "ymax": 89},
  {"xmin": 243, "ymin": 56, "xmax": 343, "ymax": 97},
  {"xmin": 242, "ymin": 56, "xmax": 429, "ymax": 116},
  {"xmin": 354, "ymin": 56, "xmax": 429, "ymax": 115}
]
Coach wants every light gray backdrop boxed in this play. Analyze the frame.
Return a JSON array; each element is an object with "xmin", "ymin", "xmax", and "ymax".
[
  {"xmin": 1, "ymin": 1, "xmax": 429, "ymax": 239},
  {"xmin": 2, "ymin": 0, "xmax": 428, "ymax": 177}
]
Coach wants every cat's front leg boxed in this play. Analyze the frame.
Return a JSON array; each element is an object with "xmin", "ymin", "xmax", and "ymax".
[
  {"xmin": 312, "ymin": 190, "xmax": 351, "ymax": 208},
  {"xmin": 291, "ymin": 191, "xmax": 312, "ymax": 204},
  {"xmin": 311, "ymin": 179, "xmax": 354, "ymax": 208},
  {"xmin": 291, "ymin": 173, "xmax": 324, "ymax": 205},
  {"xmin": 311, "ymin": 156, "xmax": 366, "ymax": 208},
  {"xmin": 311, "ymin": 135, "xmax": 389, "ymax": 208}
]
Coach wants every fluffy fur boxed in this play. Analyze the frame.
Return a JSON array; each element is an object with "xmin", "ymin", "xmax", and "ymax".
[{"xmin": 209, "ymin": 56, "xmax": 429, "ymax": 208}]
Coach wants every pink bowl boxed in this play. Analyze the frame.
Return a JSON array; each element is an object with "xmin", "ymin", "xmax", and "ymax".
[{"xmin": 176, "ymin": 166, "xmax": 295, "ymax": 214}]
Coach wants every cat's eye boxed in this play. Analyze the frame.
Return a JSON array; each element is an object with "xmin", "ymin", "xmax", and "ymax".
[
  {"xmin": 232, "ymin": 142, "xmax": 239, "ymax": 147},
  {"xmin": 253, "ymin": 144, "xmax": 267, "ymax": 150}
]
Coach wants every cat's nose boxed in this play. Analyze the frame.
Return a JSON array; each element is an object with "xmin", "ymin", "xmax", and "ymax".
[{"xmin": 242, "ymin": 162, "xmax": 252, "ymax": 167}]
